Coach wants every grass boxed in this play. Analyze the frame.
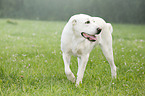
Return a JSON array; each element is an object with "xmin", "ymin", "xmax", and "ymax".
[{"xmin": 0, "ymin": 19, "xmax": 145, "ymax": 96}]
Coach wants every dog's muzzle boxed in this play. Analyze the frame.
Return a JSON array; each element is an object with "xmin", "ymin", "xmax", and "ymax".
[
  {"xmin": 81, "ymin": 32, "xmax": 97, "ymax": 42},
  {"xmin": 81, "ymin": 28, "xmax": 102, "ymax": 42}
]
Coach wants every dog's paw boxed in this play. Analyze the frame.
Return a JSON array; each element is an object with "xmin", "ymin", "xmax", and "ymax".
[
  {"xmin": 111, "ymin": 70, "xmax": 117, "ymax": 79},
  {"xmin": 75, "ymin": 82, "xmax": 82, "ymax": 88},
  {"xmin": 111, "ymin": 66, "xmax": 117, "ymax": 78},
  {"xmin": 112, "ymin": 73, "xmax": 117, "ymax": 79},
  {"xmin": 75, "ymin": 79, "xmax": 82, "ymax": 87},
  {"xmin": 66, "ymin": 73, "xmax": 75, "ymax": 83}
]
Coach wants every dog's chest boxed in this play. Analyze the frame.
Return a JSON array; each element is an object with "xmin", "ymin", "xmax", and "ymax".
[{"xmin": 71, "ymin": 40, "xmax": 95, "ymax": 56}]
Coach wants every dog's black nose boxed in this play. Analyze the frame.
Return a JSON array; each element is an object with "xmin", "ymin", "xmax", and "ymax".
[{"xmin": 96, "ymin": 28, "xmax": 102, "ymax": 34}]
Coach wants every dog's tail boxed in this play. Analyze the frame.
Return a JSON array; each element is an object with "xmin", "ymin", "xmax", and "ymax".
[{"xmin": 107, "ymin": 23, "xmax": 113, "ymax": 34}]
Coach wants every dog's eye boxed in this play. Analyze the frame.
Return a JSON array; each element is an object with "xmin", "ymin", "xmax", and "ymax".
[{"xmin": 85, "ymin": 21, "xmax": 90, "ymax": 24}]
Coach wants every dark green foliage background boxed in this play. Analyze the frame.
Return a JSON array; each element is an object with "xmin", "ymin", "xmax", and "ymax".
[{"xmin": 0, "ymin": 0, "xmax": 145, "ymax": 23}]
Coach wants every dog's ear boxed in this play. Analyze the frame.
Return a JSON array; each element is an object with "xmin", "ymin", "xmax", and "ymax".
[
  {"xmin": 72, "ymin": 19, "xmax": 77, "ymax": 26},
  {"xmin": 107, "ymin": 23, "xmax": 113, "ymax": 34}
]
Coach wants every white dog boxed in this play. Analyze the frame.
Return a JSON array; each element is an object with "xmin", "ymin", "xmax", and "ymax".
[{"xmin": 61, "ymin": 14, "xmax": 116, "ymax": 86}]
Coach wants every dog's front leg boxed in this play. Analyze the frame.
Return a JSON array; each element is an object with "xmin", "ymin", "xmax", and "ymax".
[
  {"xmin": 63, "ymin": 53, "xmax": 75, "ymax": 83},
  {"xmin": 76, "ymin": 54, "xmax": 89, "ymax": 86}
]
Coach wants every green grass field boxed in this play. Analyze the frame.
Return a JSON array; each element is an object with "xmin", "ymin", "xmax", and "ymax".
[{"xmin": 0, "ymin": 19, "xmax": 145, "ymax": 96}]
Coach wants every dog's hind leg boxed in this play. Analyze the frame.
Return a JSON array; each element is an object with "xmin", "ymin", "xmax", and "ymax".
[
  {"xmin": 63, "ymin": 53, "xmax": 75, "ymax": 83},
  {"xmin": 99, "ymin": 33, "xmax": 117, "ymax": 78}
]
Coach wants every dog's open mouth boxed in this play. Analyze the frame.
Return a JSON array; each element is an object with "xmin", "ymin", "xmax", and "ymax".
[{"xmin": 81, "ymin": 32, "xmax": 97, "ymax": 42}]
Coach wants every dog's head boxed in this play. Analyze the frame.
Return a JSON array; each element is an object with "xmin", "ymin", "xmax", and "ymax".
[{"xmin": 70, "ymin": 14, "xmax": 102, "ymax": 42}]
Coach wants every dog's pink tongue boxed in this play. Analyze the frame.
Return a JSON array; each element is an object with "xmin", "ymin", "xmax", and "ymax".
[
  {"xmin": 83, "ymin": 33, "xmax": 97, "ymax": 41},
  {"xmin": 89, "ymin": 35, "xmax": 97, "ymax": 40}
]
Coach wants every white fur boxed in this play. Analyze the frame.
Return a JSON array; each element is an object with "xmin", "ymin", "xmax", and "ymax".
[{"xmin": 61, "ymin": 14, "xmax": 117, "ymax": 86}]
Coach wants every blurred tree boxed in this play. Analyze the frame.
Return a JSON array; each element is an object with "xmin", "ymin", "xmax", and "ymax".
[
  {"xmin": 0, "ymin": 0, "xmax": 23, "ymax": 17},
  {"xmin": 0, "ymin": 0, "xmax": 144, "ymax": 23}
]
